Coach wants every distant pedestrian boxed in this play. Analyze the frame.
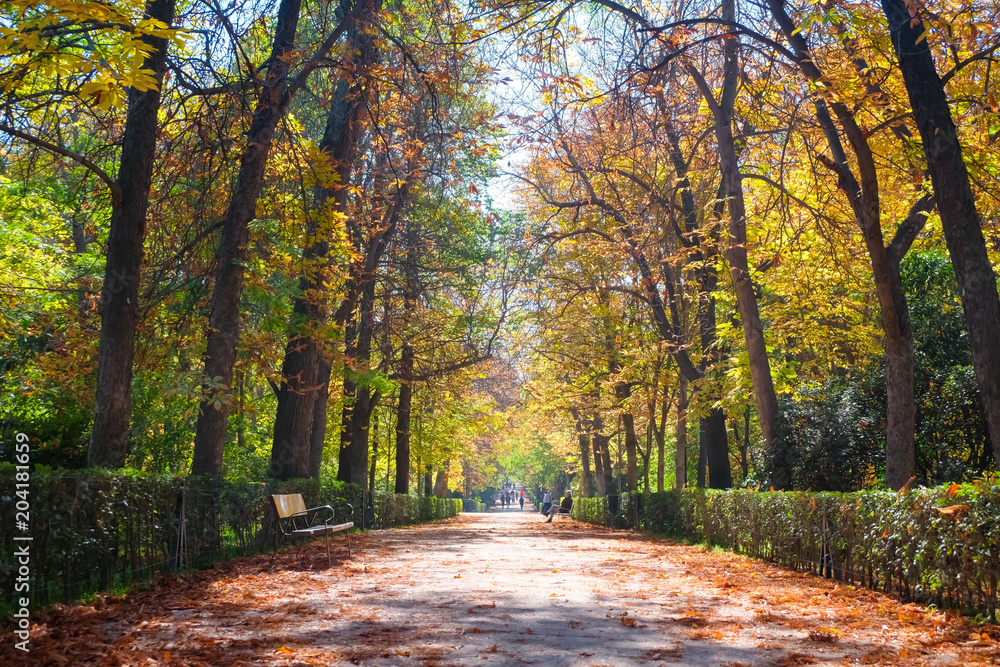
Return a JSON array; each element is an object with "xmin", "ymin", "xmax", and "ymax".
[
  {"xmin": 519, "ymin": 494, "xmax": 525, "ymax": 510},
  {"xmin": 541, "ymin": 490, "xmax": 552, "ymax": 514}
]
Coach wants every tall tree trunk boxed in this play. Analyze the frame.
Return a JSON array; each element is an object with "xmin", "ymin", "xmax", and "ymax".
[
  {"xmin": 591, "ymin": 412, "xmax": 607, "ymax": 497},
  {"xmin": 882, "ymin": 0, "xmax": 1000, "ymax": 466},
  {"xmin": 88, "ymin": 0, "xmax": 176, "ymax": 469},
  {"xmin": 697, "ymin": 420, "xmax": 707, "ymax": 488},
  {"xmin": 767, "ymin": 0, "xmax": 921, "ymax": 489},
  {"xmin": 307, "ymin": 358, "xmax": 332, "ymax": 477},
  {"xmin": 661, "ymin": 113, "xmax": 732, "ymax": 490},
  {"xmin": 434, "ymin": 466, "xmax": 448, "ymax": 498},
  {"xmin": 394, "ymin": 225, "xmax": 419, "ymax": 493},
  {"xmin": 572, "ymin": 408, "xmax": 593, "ymax": 497},
  {"xmin": 593, "ymin": 411, "xmax": 614, "ymax": 495},
  {"xmin": 611, "ymin": 364, "xmax": 639, "ymax": 491},
  {"xmin": 655, "ymin": 403, "xmax": 666, "ymax": 492},
  {"xmin": 675, "ymin": 373, "xmax": 688, "ymax": 489},
  {"xmin": 191, "ymin": 0, "xmax": 305, "ymax": 476},
  {"xmin": 683, "ymin": 0, "xmax": 780, "ymax": 487},
  {"xmin": 339, "ymin": 271, "xmax": 379, "ymax": 484},
  {"xmin": 368, "ymin": 414, "xmax": 378, "ymax": 495},
  {"xmin": 622, "ymin": 410, "xmax": 639, "ymax": 491},
  {"xmin": 270, "ymin": 0, "xmax": 377, "ymax": 479},
  {"xmin": 394, "ymin": 344, "xmax": 414, "ymax": 493}
]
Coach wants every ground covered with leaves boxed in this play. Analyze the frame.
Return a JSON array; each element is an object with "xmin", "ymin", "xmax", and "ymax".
[{"xmin": 4, "ymin": 511, "xmax": 999, "ymax": 666}]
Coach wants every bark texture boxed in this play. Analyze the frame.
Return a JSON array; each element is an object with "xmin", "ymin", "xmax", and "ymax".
[
  {"xmin": 676, "ymin": 373, "xmax": 688, "ymax": 489},
  {"xmin": 270, "ymin": 0, "xmax": 378, "ymax": 479},
  {"xmin": 882, "ymin": 0, "xmax": 1000, "ymax": 466},
  {"xmin": 191, "ymin": 0, "xmax": 305, "ymax": 476},
  {"xmin": 767, "ymin": 0, "xmax": 920, "ymax": 489},
  {"xmin": 88, "ymin": 0, "xmax": 176, "ymax": 469}
]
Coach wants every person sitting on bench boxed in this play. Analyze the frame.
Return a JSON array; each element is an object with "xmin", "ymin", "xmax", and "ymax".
[{"xmin": 545, "ymin": 490, "xmax": 572, "ymax": 522}]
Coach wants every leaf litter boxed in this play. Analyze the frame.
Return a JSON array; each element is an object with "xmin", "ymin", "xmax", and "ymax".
[{"xmin": 1, "ymin": 512, "xmax": 997, "ymax": 666}]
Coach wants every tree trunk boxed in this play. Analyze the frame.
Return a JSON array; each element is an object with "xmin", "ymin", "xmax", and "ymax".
[
  {"xmin": 394, "ymin": 345, "xmax": 414, "ymax": 493},
  {"xmin": 434, "ymin": 466, "xmax": 448, "ymax": 498},
  {"xmin": 676, "ymin": 373, "xmax": 687, "ymax": 489},
  {"xmin": 572, "ymin": 408, "xmax": 593, "ymax": 498},
  {"xmin": 655, "ymin": 406, "xmax": 666, "ymax": 492},
  {"xmin": 394, "ymin": 225, "xmax": 418, "ymax": 493},
  {"xmin": 191, "ymin": 0, "xmax": 304, "ymax": 476},
  {"xmin": 683, "ymin": 0, "xmax": 780, "ymax": 487},
  {"xmin": 697, "ymin": 420, "xmax": 707, "ymax": 488},
  {"xmin": 767, "ymin": 0, "xmax": 918, "ymax": 489},
  {"xmin": 592, "ymin": 411, "xmax": 614, "ymax": 495},
  {"xmin": 307, "ymin": 358, "xmax": 332, "ymax": 478},
  {"xmin": 368, "ymin": 414, "xmax": 378, "ymax": 495},
  {"xmin": 270, "ymin": 0, "xmax": 377, "ymax": 479},
  {"xmin": 338, "ymin": 269, "xmax": 379, "ymax": 484},
  {"xmin": 88, "ymin": 0, "xmax": 176, "ymax": 469},
  {"xmin": 882, "ymin": 0, "xmax": 1000, "ymax": 466},
  {"xmin": 622, "ymin": 411, "xmax": 639, "ymax": 491},
  {"xmin": 705, "ymin": 409, "xmax": 731, "ymax": 488},
  {"xmin": 591, "ymin": 412, "xmax": 607, "ymax": 497}
]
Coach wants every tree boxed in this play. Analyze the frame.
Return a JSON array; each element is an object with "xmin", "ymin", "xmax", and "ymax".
[
  {"xmin": 880, "ymin": 0, "xmax": 1000, "ymax": 467},
  {"xmin": 88, "ymin": 0, "xmax": 177, "ymax": 468},
  {"xmin": 191, "ymin": 0, "xmax": 358, "ymax": 476}
]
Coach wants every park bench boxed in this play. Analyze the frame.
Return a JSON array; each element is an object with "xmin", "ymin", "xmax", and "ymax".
[{"xmin": 269, "ymin": 494, "xmax": 353, "ymax": 566}]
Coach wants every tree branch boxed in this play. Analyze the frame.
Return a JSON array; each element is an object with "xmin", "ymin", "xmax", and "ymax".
[
  {"xmin": 0, "ymin": 123, "xmax": 122, "ymax": 202},
  {"xmin": 887, "ymin": 192, "xmax": 935, "ymax": 266}
]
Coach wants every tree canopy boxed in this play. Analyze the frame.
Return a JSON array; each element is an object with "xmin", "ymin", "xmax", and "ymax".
[{"xmin": 1, "ymin": 0, "xmax": 997, "ymax": 497}]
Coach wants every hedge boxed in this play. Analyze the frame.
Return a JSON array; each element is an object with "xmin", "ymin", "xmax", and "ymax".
[
  {"xmin": 572, "ymin": 483, "xmax": 1000, "ymax": 619},
  {"xmin": 0, "ymin": 466, "xmax": 463, "ymax": 613},
  {"xmin": 462, "ymin": 498, "xmax": 486, "ymax": 513},
  {"xmin": 371, "ymin": 493, "xmax": 464, "ymax": 528}
]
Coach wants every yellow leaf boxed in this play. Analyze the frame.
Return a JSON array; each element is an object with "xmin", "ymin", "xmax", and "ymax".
[{"xmin": 277, "ymin": 646, "xmax": 293, "ymax": 654}]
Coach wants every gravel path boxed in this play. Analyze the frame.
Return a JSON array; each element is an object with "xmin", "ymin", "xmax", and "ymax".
[{"xmin": 7, "ymin": 510, "xmax": 998, "ymax": 666}]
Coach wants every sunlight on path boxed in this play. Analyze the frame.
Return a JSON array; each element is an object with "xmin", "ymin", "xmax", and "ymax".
[{"xmin": 7, "ymin": 512, "xmax": 997, "ymax": 666}]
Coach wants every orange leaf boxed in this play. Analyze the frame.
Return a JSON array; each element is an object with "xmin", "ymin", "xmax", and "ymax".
[
  {"xmin": 945, "ymin": 483, "xmax": 961, "ymax": 497},
  {"xmin": 935, "ymin": 505, "xmax": 969, "ymax": 516}
]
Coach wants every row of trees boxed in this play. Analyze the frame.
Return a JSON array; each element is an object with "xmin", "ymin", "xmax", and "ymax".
[
  {"xmin": 503, "ymin": 0, "xmax": 999, "ymax": 493},
  {"xmin": 1, "ymin": 0, "xmax": 997, "ymax": 497},
  {"xmin": 0, "ymin": 0, "xmax": 524, "ymax": 494}
]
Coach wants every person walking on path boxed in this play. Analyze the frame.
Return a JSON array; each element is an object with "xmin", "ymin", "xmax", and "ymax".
[
  {"xmin": 541, "ymin": 490, "xmax": 551, "ymax": 514},
  {"xmin": 519, "ymin": 493, "xmax": 525, "ymax": 511}
]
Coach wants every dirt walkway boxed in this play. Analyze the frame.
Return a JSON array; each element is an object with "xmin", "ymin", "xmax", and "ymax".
[{"xmin": 6, "ymin": 511, "xmax": 998, "ymax": 666}]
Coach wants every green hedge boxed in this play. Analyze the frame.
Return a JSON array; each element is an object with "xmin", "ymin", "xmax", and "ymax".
[
  {"xmin": 571, "ymin": 484, "xmax": 1000, "ymax": 618},
  {"xmin": 0, "ymin": 467, "xmax": 461, "ymax": 612},
  {"xmin": 371, "ymin": 493, "xmax": 463, "ymax": 528},
  {"xmin": 462, "ymin": 498, "xmax": 486, "ymax": 513}
]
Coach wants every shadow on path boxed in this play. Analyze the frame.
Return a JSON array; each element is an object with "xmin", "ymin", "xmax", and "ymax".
[{"xmin": 4, "ymin": 511, "xmax": 996, "ymax": 666}]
